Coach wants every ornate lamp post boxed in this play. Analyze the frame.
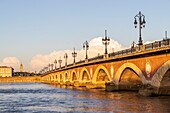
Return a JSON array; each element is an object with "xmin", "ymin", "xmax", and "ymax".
[
  {"xmin": 39, "ymin": 70, "xmax": 42, "ymax": 74},
  {"xmin": 43, "ymin": 67, "xmax": 46, "ymax": 73},
  {"xmin": 45, "ymin": 67, "xmax": 48, "ymax": 72},
  {"xmin": 51, "ymin": 64, "xmax": 54, "ymax": 70},
  {"xmin": 48, "ymin": 64, "xmax": 51, "ymax": 71},
  {"xmin": 72, "ymin": 48, "xmax": 77, "ymax": 64},
  {"xmin": 40, "ymin": 69, "xmax": 43, "ymax": 74},
  {"xmin": 43, "ymin": 68, "xmax": 45, "ymax": 73},
  {"xmin": 164, "ymin": 31, "xmax": 168, "ymax": 40},
  {"xmin": 58, "ymin": 57, "xmax": 62, "ymax": 68},
  {"xmin": 54, "ymin": 59, "xmax": 57, "ymax": 69},
  {"xmin": 64, "ymin": 53, "xmax": 68, "ymax": 67},
  {"xmin": 83, "ymin": 41, "xmax": 89, "ymax": 60},
  {"xmin": 102, "ymin": 30, "xmax": 110, "ymax": 55},
  {"xmin": 134, "ymin": 11, "xmax": 146, "ymax": 46}
]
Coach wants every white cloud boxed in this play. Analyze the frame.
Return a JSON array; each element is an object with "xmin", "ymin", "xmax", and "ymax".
[
  {"xmin": 29, "ymin": 37, "xmax": 124, "ymax": 72},
  {"xmin": 144, "ymin": 40, "xmax": 159, "ymax": 44},
  {"xmin": 0, "ymin": 38, "xmax": 162, "ymax": 72},
  {"xmin": 0, "ymin": 57, "xmax": 20, "ymax": 71}
]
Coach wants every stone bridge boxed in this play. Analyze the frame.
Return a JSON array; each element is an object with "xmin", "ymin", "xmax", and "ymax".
[{"xmin": 41, "ymin": 39, "xmax": 170, "ymax": 96}]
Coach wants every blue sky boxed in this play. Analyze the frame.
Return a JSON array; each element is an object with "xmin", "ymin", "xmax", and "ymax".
[{"xmin": 0, "ymin": 0, "xmax": 170, "ymax": 71}]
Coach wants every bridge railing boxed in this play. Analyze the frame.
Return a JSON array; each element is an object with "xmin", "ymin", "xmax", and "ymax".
[
  {"xmin": 145, "ymin": 39, "xmax": 170, "ymax": 51},
  {"xmin": 43, "ymin": 38, "xmax": 170, "ymax": 74},
  {"xmin": 109, "ymin": 48, "xmax": 136, "ymax": 57},
  {"xmin": 88, "ymin": 55, "xmax": 104, "ymax": 62},
  {"xmin": 75, "ymin": 60, "xmax": 85, "ymax": 65}
]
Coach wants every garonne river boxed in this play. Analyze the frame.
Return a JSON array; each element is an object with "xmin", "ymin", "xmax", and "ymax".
[{"xmin": 0, "ymin": 83, "xmax": 170, "ymax": 113}]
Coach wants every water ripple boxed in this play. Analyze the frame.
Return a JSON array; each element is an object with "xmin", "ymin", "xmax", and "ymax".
[{"xmin": 0, "ymin": 83, "xmax": 169, "ymax": 113}]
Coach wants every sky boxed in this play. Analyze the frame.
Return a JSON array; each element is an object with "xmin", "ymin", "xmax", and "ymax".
[{"xmin": 0, "ymin": 0, "xmax": 170, "ymax": 72}]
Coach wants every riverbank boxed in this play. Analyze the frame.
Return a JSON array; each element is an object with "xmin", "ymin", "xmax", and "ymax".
[
  {"xmin": 1, "ymin": 77, "xmax": 170, "ymax": 97},
  {"xmin": 0, "ymin": 76, "xmax": 41, "ymax": 83}
]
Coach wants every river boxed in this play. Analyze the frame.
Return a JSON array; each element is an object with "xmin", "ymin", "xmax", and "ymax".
[{"xmin": 0, "ymin": 83, "xmax": 169, "ymax": 113}]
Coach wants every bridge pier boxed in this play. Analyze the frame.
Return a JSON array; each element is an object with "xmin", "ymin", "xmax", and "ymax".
[
  {"xmin": 74, "ymin": 81, "xmax": 87, "ymax": 87},
  {"xmin": 106, "ymin": 82, "xmax": 154, "ymax": 96},
  {"xmin": 106, "ymin": 81, "xmax": 170, "ymax": 96},
  {"xmin": 138, "ymin": 84, "xmax": 159, "ymax": 96},
  {"xmin": 105, "ymin": 82, "xmax": 141, "ymax": 92},
  {"xmin": 105, "ymin": 82, "xmax": 119, "ymax": 91},
  {"xmin": 85, "ymin": 82, "xmax": 106, "ymax": 89}
]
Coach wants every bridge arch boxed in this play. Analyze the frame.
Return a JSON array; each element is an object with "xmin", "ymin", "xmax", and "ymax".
[
  {"xmin": 79, "ymin": 68, "xmax": 91, "ymax": 82},
  {"xmin": 49, "ymin": 76, "xmax": 50, "ymax": 81},
  {"xmin": 51, "ymin": 75, "xmax": 54, "ymax": 81},
  {"xmin": 151, "ymin": 60, "xmax": 170, "ymax": 88},
  {"xmin": 92, "ymin": 65, "xmax": 111, "ymax": 83},
  {"xmin": 59, "ymin": 73, "xmax": 63, "ymax": 82},
  {"xmin": 64, "ymin": 72, "xmax": 69, "ymax": 82},
  {"xmin": 114, "ymin": 63, "xmax": 145, "ymax": 85},
  {"xmin": 70, "ymin": 70, "xmax": 77, "ymax": 82},
  {"xmin": 55, "ymin": 74, "xmax": 58, "ymax": 81}
]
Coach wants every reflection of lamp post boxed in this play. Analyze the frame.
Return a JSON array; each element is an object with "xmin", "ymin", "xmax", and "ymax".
[
  {"xmin": 64, "ymin": 53, "xmax": 68, "ymax": 67},
  {"xmin": 102, "ymin": 30, "xmax": 110, "ymax": 55},
  {"xmin": 54, "ymin": 59, "xmax": 57, "ymax": 69},
  {"xmin": 134, "ymin": 11, "xmax": 146, "ymax": 46},
  {"xmin": 58, "ymin": 57, "xmax": 62, "ymax": 68},
  {"xmin": 83, "ymin": 41, "xmax": 89, "ymax": 60},
  {"xmin": 72, "ymin": 48, "xmax": 77, "ymax": 64}
]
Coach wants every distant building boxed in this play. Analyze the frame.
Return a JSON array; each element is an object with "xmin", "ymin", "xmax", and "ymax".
[
  {"xmin": 0, "ymin": 66, "xmax": 14, "ymax": 77},
  {"xmin": 14, "ymin": 63, "xmax": 38, "ymax": 76},
  {"xmin": 14, "ymin": 72, "xmax": 31, "ymax": 76},
  {"xmin": 20, "ymin": 63, "xmax": 23, "ymax": 72}
]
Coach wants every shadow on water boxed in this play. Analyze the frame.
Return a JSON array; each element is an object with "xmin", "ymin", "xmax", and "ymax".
[{"xmin": 0, "ymin": 82, "xmax": 170, "ymax": 113}]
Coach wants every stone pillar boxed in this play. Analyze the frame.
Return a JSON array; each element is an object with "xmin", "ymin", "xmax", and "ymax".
[
  {"xmin": 105, "ymin": 81, "xmax": 119, "ymax": 91},
  {"xmin": 104, "ymin": 54, "xmax": 109, "ymax": 59},
  {"xmin": 138, "ymin": 84, "xmax": 159, "ymax": 96},
  {"xmin": 135, "ymin": 45, "xmax": 138, "ymax": 52},
  {"xmin": 141, "ymin": 45, "xmax": 145, "ymax": 52},
  {"xmin": 85, "ymin": 59, "xmax": 88, "ymax": 63}
]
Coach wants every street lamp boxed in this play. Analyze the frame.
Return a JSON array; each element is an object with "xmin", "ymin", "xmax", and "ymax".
[
  {"xmin": 54, "ymin": 59, "xmax": 57, "ymax": 69},
  {"xmin": 43, "ymin": 67, "xmax": 46, "ymax": 73},
  {"xmin": 72, "ymin": 48, "xmax": 77, "ymax": 64},
  {"xmin": 45, "ymin": 67, "xmax": 48, "ymax": 72},
  {"xmin": 48, "ymin": 64, "xmax": 51, "ymax": 71},
  {"xmin": 102, "ymin": 30, "xmax": 110, "ymax": 55},
  {"xmin": 39, "ymin": 70, "xmax": 42, "ymax": 74},
  {"xmin": 58, "ymin": 57, "xmax": 62, "ymax": 68},
  {"xmin": 134, "ymin": 11, "xmax": 146, "ymax": 46},
  {"xmin": 51, "ymin": 64, "xmax": 54, "ymax": 70},
  {"xmin": 83, "ymin": 41, "xmax": 89, "ymax": 60},
  {"xmin": 164, "ymin": 31, "xmax": 168, "ymax": 40},
  {"xmin": 64, "ymin": 53, "xmax": 68, "ymax": 67},
  {"xmin": 41, "ymin": 69, "xmax": 43, "ymax": 74}
]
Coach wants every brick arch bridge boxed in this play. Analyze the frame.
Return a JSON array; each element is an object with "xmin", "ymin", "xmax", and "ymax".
[{"xmin": 41, "ymin": 39, "xmax": 170, "ymax": 96}]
